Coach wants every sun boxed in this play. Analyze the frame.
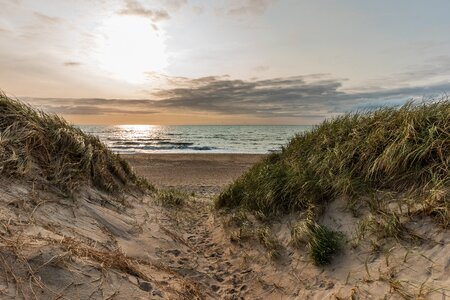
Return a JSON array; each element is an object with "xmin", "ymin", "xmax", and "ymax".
[{"xmin": 95, "ymin": 16, "xmax": 168, "ymax": 83}]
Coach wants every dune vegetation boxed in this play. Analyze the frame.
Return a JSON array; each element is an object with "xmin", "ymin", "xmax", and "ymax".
[
  {"xmin": 216, "ymin": 101, "xmax": 449, "ymax": 264},
  {"xmin": 0, "ymin": 92, "xmax": 152, "ymax": 196}
]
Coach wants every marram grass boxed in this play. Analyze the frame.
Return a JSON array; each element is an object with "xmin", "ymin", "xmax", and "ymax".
[
  {"xmin": 156, "ymin": 188, "xmax": 187, "ymax": 208},
  {"xmin": 0, "ymin": 92, "xmax": 153, "ymax": 196},
  {"xmin": 216, "ymin": 100, "xmax": 450, "ymax": 264}
]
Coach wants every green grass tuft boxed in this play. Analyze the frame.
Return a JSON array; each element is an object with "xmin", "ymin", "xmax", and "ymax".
[
  {"xmin": 308, "ymin": 224, "xmax": 344, "ymax": 265},
  {"xmin": 0, "ymin": 92, "xmax": 153, "ymax": 196}
]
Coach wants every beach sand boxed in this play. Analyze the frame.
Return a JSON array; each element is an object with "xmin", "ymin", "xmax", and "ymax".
[{"xmin": 124, "ymin": 153, "xmax": 265, "ymax": 195}]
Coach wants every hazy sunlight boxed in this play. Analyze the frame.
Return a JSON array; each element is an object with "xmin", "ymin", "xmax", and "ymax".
[{"xmin": 96, "ymin": 16, "xmax": 168, "ymax": 83}]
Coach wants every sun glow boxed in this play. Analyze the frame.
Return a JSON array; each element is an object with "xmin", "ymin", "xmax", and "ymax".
[{"xmin": 96, "ymin": 16, "xmax": 168, "ymax": 83}]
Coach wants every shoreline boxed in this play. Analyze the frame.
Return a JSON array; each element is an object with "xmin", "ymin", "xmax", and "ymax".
[{"xmin": 123, "ymin": 153, "xmax": 265, "ymax": 196}]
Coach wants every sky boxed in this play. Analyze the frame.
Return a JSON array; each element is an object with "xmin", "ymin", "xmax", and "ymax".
[{"xmin": 1, "ymin": 0, "xmax": 450, "ymax": 124}]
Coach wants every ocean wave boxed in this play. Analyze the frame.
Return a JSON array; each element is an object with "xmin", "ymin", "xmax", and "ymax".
[
  {"xmin": 111, "ymin": 145, "xmax": 217, "ymax": 151},
  {"xmin": 79, "ymin": 125, "xmax": 311, "ymax": 153}
]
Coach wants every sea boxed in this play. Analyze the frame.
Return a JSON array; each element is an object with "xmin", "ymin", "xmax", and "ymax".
[{"xmin": 79, "ymin": 125, "xmax": 312, "ymax": 154}]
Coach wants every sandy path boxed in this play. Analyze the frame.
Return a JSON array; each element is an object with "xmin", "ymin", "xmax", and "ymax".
[{"xmin": 154, "ymin": 198, "xmax": 270, "ymax": 299}]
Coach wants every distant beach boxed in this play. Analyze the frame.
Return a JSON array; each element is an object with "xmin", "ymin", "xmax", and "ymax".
[{"xmin": 124, "ymin": 153, "xmax": 265, "ymax": 196}]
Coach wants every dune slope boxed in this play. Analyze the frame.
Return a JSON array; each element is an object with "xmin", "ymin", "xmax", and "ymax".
[{"xmin": 216, "ymin": 101, "xmax": 449, "ymax": 298}]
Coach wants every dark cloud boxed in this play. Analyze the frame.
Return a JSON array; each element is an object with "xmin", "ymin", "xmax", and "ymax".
[
  {"xmin": 151, "ymin": 75, "xmax": 344, "ymax": 117},
  {"xmin": 25, "ymin": 75, "xmax": 450, "ymax": 120},
  {"xmin": 118, "ymin": 0, "xmax": 170, "ymax": 22},
  {"xmin": 152, "ymin": 76, "xmax": 450, "ymax": 117},
  {"xmin": 63, "ymin": 61, "xmax": 82, "ymax": 67}
]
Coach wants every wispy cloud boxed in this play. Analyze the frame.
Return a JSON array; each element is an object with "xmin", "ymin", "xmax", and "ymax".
[
  {"xmin": 254, "ymin": 65, "xmax": 270, "ymax": 72},
  {"xmin": 44, "ymin": 105, "xmax": 155, "ymax": 115},
  {"xmin": 27, "ymin": 98, "xmax": 157, "ymax": 115},
  {"xmin": 63, "ymin": 61, "xmax": 82, "ymax": 67},
  {"xmin": 33, "ymin": 12, "xmax": 61, "ymax": 24},
  {"xmin": 163, "ymin": 0, "xmax": 187, "ymax": 10},
  {"xmin": 225, "ymin": 0, "xmax": 278, "ymax": 16},
  {"xmin": 361, "ymin": 56, "xmax": 450, "ymax": 89},
  {"xmin": 118, "ymin": 0, "xmax": 170, "ymax": 22}
]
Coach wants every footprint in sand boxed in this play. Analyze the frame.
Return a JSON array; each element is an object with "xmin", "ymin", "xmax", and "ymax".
[{"xmin": 166, "ymin": 249, "xmax": 182, "ymax": 257}]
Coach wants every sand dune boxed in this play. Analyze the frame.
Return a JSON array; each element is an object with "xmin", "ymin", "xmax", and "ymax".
[{"xmin": 1, "ymin": 158, "xmax": 448, "ymax": 299}]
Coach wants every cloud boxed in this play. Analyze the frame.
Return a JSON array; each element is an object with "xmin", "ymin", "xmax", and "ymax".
[
  {"xmin": 254, "ymin": 65, "xmax": 270, "ymax": 72},
  {"xmin": 24, "ymin": 75, "xmax": 450, "ymax": 120},
  {"xmin": 162, "ymin": 0, "xmax": 187, "ymax": 10},
  {"xmin": 45, "ymin": 105, "xmax": 155, "ymax": 115},
  {"xmin": 118, "ymin": 0, "xmax": 170, "ymax": 22},
  {"xmin": 33, "ymin": 12, "xmax": 62, "ymax": 24},
  {"xmin": 151, "ymin": 75, "xmax": 344, "ymax": 117},
  {"xmin": 27, "ymin": 98, "xmax": 157, "ymax": 115},
  {"xmin": 153, "ymin": 75, "xmax": 450, "ymax": 118},
  {"xmin": 226, "ymin": 0, "xmax": 278, "ymax": 16},
  {"xmin": 192, "ymin": 5, "xmax": 203, "ymax": 15},
  {"xmin": 63, "ymin": 61, "xmax": 82, "ymax": 67},
  {"xmin": 359, "ymin": 56, "xmax": 450, "ymax": 89},
  {"xmin": 4, "ymin": 0, "xmax": 21, "ymax": 5}
]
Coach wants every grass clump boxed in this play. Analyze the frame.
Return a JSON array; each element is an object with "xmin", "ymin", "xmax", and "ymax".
[
  {"xmin": 308, "ymin": 224, "xmax": 344, "ymax": 265},
  {"xmin": 156, "ymin": 189, "xmax": 187, "ymax": 208},
  {"xmin": 0, "ymin": 92, "xmax": 152, "ymax": 196},
  {"xmin": 291, "ymin": 214, "xmax": 343, "ymax": 265},
  {"xmin": 217, "ymin": 100, "xmax": 449, "ymax": 262}
]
